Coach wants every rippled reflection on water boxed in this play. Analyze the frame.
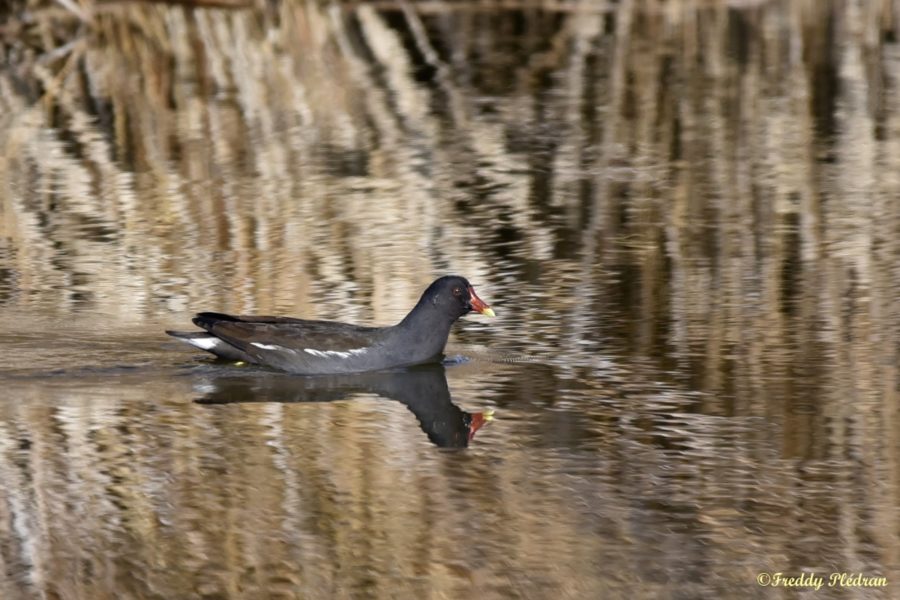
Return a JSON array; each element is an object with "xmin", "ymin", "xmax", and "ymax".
[{"xmin": 2, "ymin": 0, "xmax": 900, "ymax": 598}]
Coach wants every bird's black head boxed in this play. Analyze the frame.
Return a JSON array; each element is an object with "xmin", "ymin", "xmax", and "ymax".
[{"xmin": 422, "ymin": 275, "xmax": 495, "ymax": 320}]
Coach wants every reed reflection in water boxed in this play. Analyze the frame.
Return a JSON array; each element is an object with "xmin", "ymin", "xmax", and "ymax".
[{"xmin": 1, "ymin": 0, "xmax": 900, "ymax": 598}]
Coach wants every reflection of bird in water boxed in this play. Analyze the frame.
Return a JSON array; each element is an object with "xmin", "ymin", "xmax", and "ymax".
[{"xmin": 193, "ymin": 363, "xmax": 492, "ymax": 448}]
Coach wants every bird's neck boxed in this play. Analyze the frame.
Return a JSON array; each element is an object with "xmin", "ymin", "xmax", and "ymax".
[{"xmin": 395, "ymin": 300, "xmax": 456, "ymax": 356}]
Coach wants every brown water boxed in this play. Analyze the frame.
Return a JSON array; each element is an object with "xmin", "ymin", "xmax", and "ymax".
[{"xmin": 1, "ymin": 1, "xmax": 900, "ymax": 598}]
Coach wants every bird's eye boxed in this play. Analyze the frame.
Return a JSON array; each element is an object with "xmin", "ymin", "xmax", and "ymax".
[{"xmin": 452, "ymin": 287, "xmax": 462, "ymax": 297}]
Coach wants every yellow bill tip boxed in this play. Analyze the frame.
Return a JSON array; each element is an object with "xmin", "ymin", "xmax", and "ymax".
[{"xmin": 482, "ymin": 307, "xmax": 496, "ymax": 318}]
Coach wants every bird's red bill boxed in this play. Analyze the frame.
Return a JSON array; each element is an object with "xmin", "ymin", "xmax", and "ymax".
[
  {"xmin": 468, "ymin": 286, "xmax": 495, "ymax": 317},
  {"xmin": 468, "ymin": 410, "xmax": 494, "ymax": 442}
]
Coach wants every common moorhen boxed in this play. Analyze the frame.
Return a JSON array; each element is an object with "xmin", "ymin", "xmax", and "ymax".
[{"xmin": 166, "ymin": 275, "xmax": 494, "ymax": 375}]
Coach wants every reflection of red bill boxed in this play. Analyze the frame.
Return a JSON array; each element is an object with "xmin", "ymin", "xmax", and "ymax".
[
  {"xmin": 468, "ymin": 286, "xmax": 495, "ymax": 317},
  {"xmin": 468, "ymin": 409, "xmax": 495, "ymax": 442}
]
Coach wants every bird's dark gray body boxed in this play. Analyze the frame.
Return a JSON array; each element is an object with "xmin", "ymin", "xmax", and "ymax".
[{"xmin": 166, "ymin": 276, "xmax": 494, "ymax": 375}]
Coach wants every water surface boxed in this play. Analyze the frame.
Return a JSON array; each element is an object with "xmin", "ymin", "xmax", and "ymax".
[{"xmin": 1, "ymin": 1, "xmax": 899, "ymax": 598}]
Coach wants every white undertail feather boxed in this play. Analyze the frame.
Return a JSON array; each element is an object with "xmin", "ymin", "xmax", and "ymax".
[{"xmin": 187, "ymin": 336, "xmax": 222, "ymax": 351}]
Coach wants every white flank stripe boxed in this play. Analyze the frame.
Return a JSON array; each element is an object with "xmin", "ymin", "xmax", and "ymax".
[
  {"xmin": 252, "ymin": 342, "xmax": 284, "ymax": 351},
  {"xmin": 304, "ymin": 349, "xmax": 329, "ymax": 358},
  {"xmin": 304, "ymin": 347, "xmax": 367, "ymax": 359}
]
